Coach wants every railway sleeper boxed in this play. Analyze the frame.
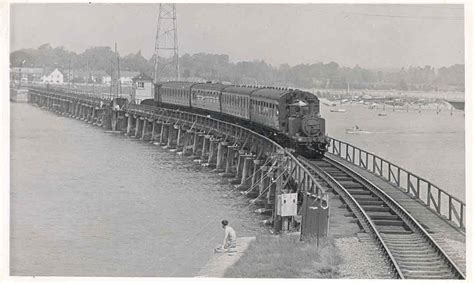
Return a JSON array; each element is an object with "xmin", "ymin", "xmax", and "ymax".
[
  {"xmin": 398, "ymin": 261, "xmax": 449, "ymax": 267},
  {"xmin": 401, "ymin": 267, "xmax": 453, "ymax": 274},
  {"xmin": 372, "ymin": 219, "xmax": 406, "ymax": 226},
  {"xmin": 383, "ymin": 235, "xmax": 430, "ymax": 242},
  {"xmin": 404, "ymin": 275, "xmax": 455, "ymax": 280},
  {"xmin": 402, "ymin": 270, "xmax": 454, "ymax": 278},
  {"xmin": 361, "ymin": 205, "xmax": 391, "ymax": 212},
  {"xmin": 345, "ymin": 195, "xmax": 378, "ymax": 201},
  {"xmin": 332, "ymin": 178, "xmax": 354, "ymax": 183},
  {"xmin": 393, "ymin": 251, "xmax": 445, "ymax": 258},
  {"xmin": 328, "ymin": 173, "xmax": 352, "ymax": 179},
  {"xmin": 385, "ymin": 241, "xmax": 434, "ymax": 247},
  {"xmin": 323, "ymin": 168, "xmax": 346, "ymax": 173},
  {"xmin": 345, "ymin": 189, "xmax": 372, "ymax": 195},
  {"xmin": 392, "ymin": 253, "xmax": 443, "ymax": 261},
  {"xmin": 366, "ymin": 212, "xmax": 398, "ymax": 220},
  {"xmin": 338, "ymin": 181, "xmax": 364, "ymax": 188},
  {"xmin": 379, "ymin": 227, "xmax": 413, "ymax": 234}
]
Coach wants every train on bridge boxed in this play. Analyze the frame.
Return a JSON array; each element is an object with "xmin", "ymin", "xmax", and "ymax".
[{"xmin": 143, "ymin": 81, "xmax": 329, "ymax": 157}]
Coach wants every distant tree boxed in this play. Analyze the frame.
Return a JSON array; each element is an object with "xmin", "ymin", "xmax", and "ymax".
[
  {"xmin": 8, "ymin": 43, "xmax": 465, "ymax": 91},
  {"xmin": 398, "ymin": 79, "xmax": 408, "ymax": 91}
]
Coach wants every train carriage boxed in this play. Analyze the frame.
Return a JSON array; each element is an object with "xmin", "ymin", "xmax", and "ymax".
[
  {"xmin": 158, "ymin": 81, "xmax": 196, "ymax": 107},
  {"xmin": 221, "ymin": 85, "xmax": 260, "ymax": 120},
  {"xmin": 250, "ymin": 88, "xmax": 282, "ymax": 130},
  {"xmin": 190, "ymin": 83, "xmax": 228, "ymax": 113}
]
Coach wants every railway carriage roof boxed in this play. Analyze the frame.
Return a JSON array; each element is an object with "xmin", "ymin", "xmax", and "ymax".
[
  {"xmin": 159, "ymin": 81, "xmax": 197, "ymax": 89},
  {"xmin": 252, "ymin": 88, "xmax": 292, "ymax": 101},
  {"xmin": 222, "ymin": 85, "xmax": 261, "ymax": 95},
  {"xmin": 192, "ymin": 82, "xmax": 229, "ymax": 91}
]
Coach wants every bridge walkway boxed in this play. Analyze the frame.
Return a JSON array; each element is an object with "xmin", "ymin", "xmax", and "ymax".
[{"xmin": 330, "ymin": 154, "xmax": 466, "ymax": 274}]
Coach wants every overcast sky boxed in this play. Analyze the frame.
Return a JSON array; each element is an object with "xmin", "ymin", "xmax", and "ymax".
[{"xmin": 10, "ymin": 3, "xmax": 464, "ymax": 69}]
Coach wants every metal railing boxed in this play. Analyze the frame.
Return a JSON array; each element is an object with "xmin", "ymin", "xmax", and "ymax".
[
  {"xmin": 26, "ymin": 83, "xmax": 127, "ymax": 101},
  {"xmin": 28, "ymin": 86, "xmax": 122, "ymax": 107},
  {"xmin": 328, "ymin": 137, "xmax": 465, "ymax": 230}
]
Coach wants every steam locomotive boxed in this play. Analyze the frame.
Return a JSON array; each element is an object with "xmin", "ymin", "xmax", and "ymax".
[{"xmin": 146, "ymin": 81, "xmax": 328, "ymax": 157}]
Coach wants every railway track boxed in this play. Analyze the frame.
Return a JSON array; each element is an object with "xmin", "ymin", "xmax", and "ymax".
[{"xmin": 298, "ymin": 155, "xmax": 465, "ymax": 280}]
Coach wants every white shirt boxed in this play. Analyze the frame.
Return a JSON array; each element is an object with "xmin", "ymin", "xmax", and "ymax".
[{"xmin": 223, "ymin": 226, "xmax": 236, "ymax": 246}]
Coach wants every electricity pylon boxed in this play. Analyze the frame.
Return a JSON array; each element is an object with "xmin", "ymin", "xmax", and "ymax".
[{"xmin": 153, "ymin": 3, "xmax": 180, "ymax": 83}]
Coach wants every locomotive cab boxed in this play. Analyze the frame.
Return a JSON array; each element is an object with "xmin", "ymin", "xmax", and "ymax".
[
  {"xmin": 288, "ymin": 100, "xmax": 309, "ymax": 137},
  {"xmin": 285, "ymin": 92, "xmax": 328, "ymax": 158}
]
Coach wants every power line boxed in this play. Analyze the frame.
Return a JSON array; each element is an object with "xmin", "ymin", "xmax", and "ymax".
[
  {"xmin": 342, "ymin": 11, "xmax": 463, "ymax": 20},
  {"xmin": 407, "ymin": 4, "xmax": 464, "ymax": 10}
]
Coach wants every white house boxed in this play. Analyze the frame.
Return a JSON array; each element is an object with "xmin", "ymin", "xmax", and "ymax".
[{"xmin": 42, "ymin": 68, "xmax": 64, "ymax": 84}]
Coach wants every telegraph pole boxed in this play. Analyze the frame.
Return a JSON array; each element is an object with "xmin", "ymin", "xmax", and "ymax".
[
  {"xmin": 153, "ymin": 3, "xmax": 180, "ymax": 83},
  {"xmin": 68, "ymin": 59, "xmax": 71, "ymax": 90},
  {"xmin": 115, "ymin": 42, "xmax": 122, "ymax": 96}
]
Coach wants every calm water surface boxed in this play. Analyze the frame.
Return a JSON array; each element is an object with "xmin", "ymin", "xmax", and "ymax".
[
  {"xmin": 10, "ymin": 102, "xmax": 465, "ymax": 276},
  {"xmin": 322, "ymin": 104, "xmax": 465, "ymax": 201},
  {"xmin": 10, "ymin": 103, "xmax": 266, "ymax": 277}
]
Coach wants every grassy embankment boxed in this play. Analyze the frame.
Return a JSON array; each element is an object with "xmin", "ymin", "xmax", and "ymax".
[{"xmin": 224, "ymin": 235, "xmax": 341, "ymax": 278}]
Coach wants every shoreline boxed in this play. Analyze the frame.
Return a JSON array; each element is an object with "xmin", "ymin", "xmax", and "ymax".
[{"xmin": 196, "ymin": 237, "xmax": 256, "ymax": 278}]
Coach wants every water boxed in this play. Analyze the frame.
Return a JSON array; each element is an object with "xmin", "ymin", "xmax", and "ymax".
[
  {"xmin": 10, "ymin": 102, "xmax": 465, "ymax": 276},
  {"xmin": 322, "ymin": 103, "xmax": 465, "ymax": 201},
  {"xmin": 10, "ymin": 103, "xmax": 266, "ymax": 277}
]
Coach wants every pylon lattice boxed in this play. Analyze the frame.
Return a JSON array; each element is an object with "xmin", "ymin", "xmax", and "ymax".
[{"xmin": 153, "ymin": 4, "xmax": 180, "ymax": 83}]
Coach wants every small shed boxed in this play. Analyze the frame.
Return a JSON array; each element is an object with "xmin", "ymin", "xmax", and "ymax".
[{"xmin": 132, "ymin": 72, "xmax": 154, "ymax": 103}]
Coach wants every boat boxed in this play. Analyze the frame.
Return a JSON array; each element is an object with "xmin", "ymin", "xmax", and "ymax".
[
  {"xmin": 378, "ymin": 113, "xmax": 387, "ymax": 117},
  {"xmin": 330, "ymin": 109, "xmax": 346, "ymax": 113},
  {"xmin": 345, "ymin": 126, "xmax": 370, "ymax": 134},
  {"xmin": 445, "ymin": 100, "xmax": 465, "ymax": 111}
]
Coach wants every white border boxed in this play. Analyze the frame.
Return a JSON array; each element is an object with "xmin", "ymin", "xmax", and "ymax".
[{"xmin": 1, "ymin": 1, "xmax": 472, "ymax": 283}]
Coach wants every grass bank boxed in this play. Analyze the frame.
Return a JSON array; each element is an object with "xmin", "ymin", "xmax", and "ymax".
[{"xmin": 224, "ymin": 235, "xmax": 341, "ymax": 278}]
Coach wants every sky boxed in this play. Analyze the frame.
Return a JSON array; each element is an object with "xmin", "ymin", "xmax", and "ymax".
[{"xmin": 9, "ymin": 3, "xmax": 465, "ymax": 69}]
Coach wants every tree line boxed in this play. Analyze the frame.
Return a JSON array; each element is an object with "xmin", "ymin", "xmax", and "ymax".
[{"xmin": 10, "ymin": 43, "xmax": 464, "ymax": 91}]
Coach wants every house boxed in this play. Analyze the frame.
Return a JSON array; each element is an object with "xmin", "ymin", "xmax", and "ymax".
[
  {"xmin": 120, "ymin": 71, "xmax": 140, "ymax": 85},
  {"xmin": 72, "ymin": 69, "xmax": 108, "ymax": 84},
  {"xmin": 42, "ymin": 68, "xmax": 64, "ymax": 84},
  {"xmin": 90, "ymin": 70, "xmax": 109, "ymax": 84},
  {"xmin": 10, "ymin": 67, "xmax": 44, "ymax": 83},
  {"xmin": 103, "ymin": 71, "xmax": 140, "ymax": 85},
  {"xmin": 132, "ymin": 72, "xmax": 154, "ymax": 102}
]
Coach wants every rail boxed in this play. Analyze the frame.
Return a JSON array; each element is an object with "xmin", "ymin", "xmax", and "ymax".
[
  {"xmin": 324, "ymin": 155, "xmax": 465, "ymax": 279},
  {"xmin": 328, "ymin": 137, "xmax": 465, "ymax": 230},
  {"xmin": 299, "ymin": 157, "xmax": 404, "ymax": 279}
]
